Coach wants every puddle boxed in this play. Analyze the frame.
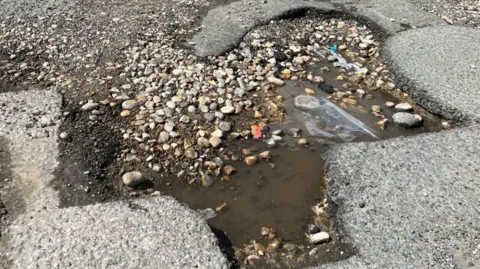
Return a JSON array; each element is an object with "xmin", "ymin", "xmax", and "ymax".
[{"xmin": 155, "ymin": 61, "xmax": 445, "ymax": 268}]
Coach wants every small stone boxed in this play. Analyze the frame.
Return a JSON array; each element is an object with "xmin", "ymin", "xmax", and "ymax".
[
  {"xmin": 343, "ymin": 98, "xmax": 358, "ymax": 105},
  {"xmin": 120, "ymin": 110, "xmax": 131, "ymax": 117},
  {"xmin": 395, "ymin": 102, "xmax": 413, "ymax": 111},
  {"xmin": 338, "ymin": 44, "xmax": 347, "ymax": 50},
  {"xmin": 202, "ymin": 174, "xmax": 214, "ymax": 187},
  {"xmin": 219, "ymin": 121, "xmax": 231, "ymax": 132},
  {"xmin": 188, "ymin": 105, "xmax": 196, "ymax": 113},
  {"xmin": 122, "ymin": 171, "xmax": 147, "ymax": 187},
  {"xmin": 441, "ymin": 121, "xmax": 450, "ymax": 128},
  {"xmin": 254, "ymin": 111, "xmax": 262, "ymax": 118},
  {"xmin": 304, "ymin": 88, "xmax": 315, "ymax": 94},
  {"xmin": 122, "ymin": 100, "xmax": 139, "ymax": 110},
  {"xmin": 227, "ymin": 54, "xmax": 238, "ymax": 61},
  {"xmin": 371, "ymin": 105, "xmax": 381, "ymax": 113},
  {"xmin": 209, "ymin": 136, "xmax": 222, "ymax": 148},
  {"xmin": 393, "ymin": 112, "xmax": 423, "ymax": 127},
  {"xmin": 172, "ymin": 69, "xmax": 183, "ymax": 76},
  {"xmin": 244, "ymin": 156, "xmax": 258, "ymax": 166},
  {"xmin": 266, "ymin": 138, "xmax": 276, "ymax": 147},
  {"xmin": 220, "ymin": 106, "xmax": 235, "ymax": 114},
  {"xmin": 385, "ymin": 101, "xmax": 395, "ymax": 108},
  {"xmin": 308, "ymin": 232, "xmax": 330, "ymax": 244},
  {"xmin": 259, "ymin": 151, "xmax": 272, "ymax": 161},
  {"xmin": 318, "ymin": 83, "xmax": 334, "ymax": 94},
  {"xmin": 164, "ymin": 122, "xmax": 175, "ymax": 132},
  {"xmin": 152, "ymin": 164, "xmax": 162, "ymax": 172},
  {"xmin": 198, "ymin": 137, "xmax": 211, "ymax": 148},
  {"xmin": 223, "ymin": 165, "xmax": 236, "ymax": 175},
  {"xmin": 376, "ymin": 119, "xmax": 388, "ymax": 130},
  {"xmin": 297, "ymin": 138, "xmax": 308, "ymax": 145},
  {"xmin": 59, "ymin": 132, "xmax": 69, "ymax": 139},
  {"xmin": 81, "ymin": 103, "xmax": 99, "ymax": 111},
  {"xmin": 158, "ymin": 131, "xmax": 169, "ymax": 142},
  {"xmin": 185, "ymin": 148, "xmax": 198, "ymax": 159},
  {"xmin": 211, "ymin": 129, "xmax": 223, "ymax": 138},
  {"xmin": 204, "ymin": 113, "xmax": 215, "ymax": 122},
  {"xmin": 267, "ymin": 76, "xmax": 285, "ymax": 86}
]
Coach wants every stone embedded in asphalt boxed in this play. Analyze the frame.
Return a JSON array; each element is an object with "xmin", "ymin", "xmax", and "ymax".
[
  {"xmin": 81, "ymin": 102, "xmax": 99, "ymax": 111},
  {"xmin": 122, "ymin": 100, "xmax": 139, "ymax": 110},
  {"xmin": 395, "ymin": 102, "xmax": 413, "ymax": 111},
  {"xmin": 393, "ymin": 112, "xmax": 423, "ymax": 127},
  {"xmin": 294, "ymin": 94, "xmax": 321, "ymax": 110},
  {"xmin": 122, "ymin": 171, "xmax": 148, "ymax": 187},
  {"xmin": 59, "ymin": 132, "xmax": 69, "ymax": 139}
]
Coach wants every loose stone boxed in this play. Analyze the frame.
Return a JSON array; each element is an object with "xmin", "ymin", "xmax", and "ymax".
[
  {"xmin": 220, "ymin": 106, "xmax": 235, "ymax": 114},
  {"xmin": 122, "ymin": 100, "xmax": 139, "ymax": 110},
  {"xmin": 244, "ymin": 156, "xmax": 258, "ymax": 166},
  {"xmin": 307, "ymin": 232, "xmax": 330, "ymax": 244},
  {"xmin": 395, "ymin": 102, "xmax": 413, "ymax": 111},
  {"xmin": 81, "ymin": 102, "xmax": 99, "ymax": 111},
  {"xmin": 393, "ymin": 112, "xmax": 423, "ymax": 127},
  {"xmin": 122, "ymin": 171, "xmax": 148, "ymax": 187}
]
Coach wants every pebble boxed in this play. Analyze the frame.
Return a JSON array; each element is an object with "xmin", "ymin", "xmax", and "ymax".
[
  {"xmin": 395, "ymin": 102, "xmax": 413, "ymax": 111},
  {"xmin": 152, "ymin": 164, "xmax": 162, "ymax": 172},
  {"xmin": 164, "ymin": 122, "xmax": 175, "ymax": 132},
  {"xmin": 81, "ymin": 102, "xmax": 99, "ymax": 111},
  {"xmin": 198, "ymin": 137, "xmax": 211, "ymax": 148},
  {"xmin": 179, "ymin": 115, "xmax": 190, "ymax": 123},
  {"xmin": 223, "ymin": 165, "xmax": 235, "ymax": 175},
  {"xmin": 59, "ymin": 132, "xmax": 69, "ymax": 139},
  {"xmin": 122, "ymin": 171, "xmax": 148, "ymax": 187},
  {"xmin": 393, "ymin": 112, "xmax": 423, "ymax": 127},
  {"xmin": 304, "ymin": 88, "xmax": 315, "ymax": 94},
  {"xmin": 219, "ymin": 121, "xmax": 231, "ymax": 132},
  {"xmin": 122, "ymin": 100, "xmax": 139, "ymax": 110},
  {"xmin": 211, "ymin": 129, "xmax": 223, "ymax": 138},
  {"xmin": 220, "ymin": 106, "xmax": 235, "ymax": 114},
  {"xmin": 259, "ymin": 151, "xmax": 272, "ymax": 160},
  {"xmin": 297, "ymin": 138, "xmax": 308, "ymax": 145},
  {"xmin": 244, "ymin": 156, "xmax": 258, "ymax": 166},
  {"xmin": 188, "ymin": 105, "xmax": 196, "ymax": 113},
  {"xmin": 172, "ymin": 69, "xmax": 183, "ymax": 76},
  {"xmin": 267, "ymin": 76, "xmax": 285, "ymax": 86},
  {"xmin": 209, "ymin": 136, "xmax": 222, "ymax": 148},
  {"xmin": 185, "ymin": 148, "xmax": 198, "ymax": 159},
  {"xmin": 371, "ymin": 105, "xmax": 381, "ymax": 113},
  {"xmin": 307, "ymin": 232, "xmax": 330, "ymax": 244},
  {"xmin": 385, "ymin": 101, "xmax": 395, "ymax": 108},
  {"xmin": 204, "ymin": 113, "xmax": 215, "ymax": 122},
  {"xmin": 318, "ymin": 83, "xmax": 334, "ymax": 94}
]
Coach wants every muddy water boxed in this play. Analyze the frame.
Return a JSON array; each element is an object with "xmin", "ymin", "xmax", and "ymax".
[{"xmin": 156, "ymin": 61, "xmax": 445, "ymax": 267}]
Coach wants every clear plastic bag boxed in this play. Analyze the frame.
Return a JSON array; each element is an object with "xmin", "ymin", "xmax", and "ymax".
[{"xmin": 294, "ymin": 94, "xmax": 378, "ymax": 142}]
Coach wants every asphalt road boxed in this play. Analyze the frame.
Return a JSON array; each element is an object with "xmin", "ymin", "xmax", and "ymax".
[{"xmin": 0, "ymin": 0, "xmax": 479, "ymax": 268}]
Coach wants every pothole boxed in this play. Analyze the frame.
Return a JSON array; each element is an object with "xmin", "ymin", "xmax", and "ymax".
[
  {"xmin": 45, "ymin": 14, "xmax": 453, "ymax": 269},
  {"xmin": 117, "ymin": 16, "xmax": 449, "ymax": 268}
]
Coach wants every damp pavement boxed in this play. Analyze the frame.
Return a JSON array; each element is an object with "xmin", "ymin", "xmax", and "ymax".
[{"xmin": 0, "ymin": 0, "xmax": 479, "ymax": 269}]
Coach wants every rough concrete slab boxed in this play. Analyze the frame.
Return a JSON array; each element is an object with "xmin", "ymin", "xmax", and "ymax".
[
  {"xmin": 192, "ymin": 0, "xmax": 444, "ymax": 56},
  {"xmin": 311, "ymin": 126, "xmax": 480, "ymax": 269},
  {"xmin": 3, "ymin": 196, "xmax": 229, "ymax": 269},
  {"xmin": 383, "ymin": 25, "xmax": 480, "ymax": 122}
]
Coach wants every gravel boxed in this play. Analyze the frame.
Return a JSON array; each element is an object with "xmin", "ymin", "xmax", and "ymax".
[{"xmin": 409, "ymin": 0, "xmax": 480, "ymax": 28}]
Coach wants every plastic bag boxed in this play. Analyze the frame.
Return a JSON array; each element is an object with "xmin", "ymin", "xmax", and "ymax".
[{"xmin": 294, "ymin": 94, "xmax": 378, "ymax": 142}]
